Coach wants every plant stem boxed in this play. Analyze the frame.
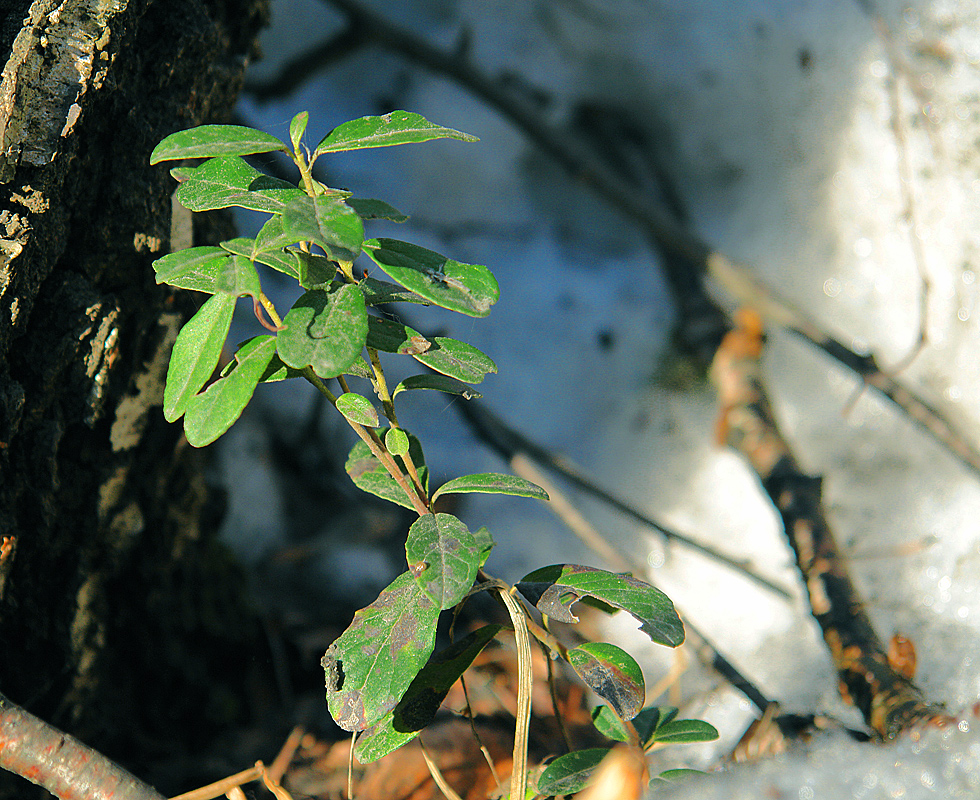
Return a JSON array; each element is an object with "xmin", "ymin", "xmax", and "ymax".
[
  {"xmin": 302, "ymin": 367, "xmax": 430, "ymax": 517},
  {"xmin": 366, "ymin": 347, "xmax": 428, "ymax": 501},
  {"xmin": 292, "ymin": 147, "xmax": 319, "ymax": 197}
]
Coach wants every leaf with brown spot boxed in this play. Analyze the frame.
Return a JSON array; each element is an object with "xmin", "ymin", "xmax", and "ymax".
[
  {"xmin": 321, "ymin": 571, "xmax": 439, "ymax": 732},
  {"xmin": 566, "ymin": 642, "xmax": 644, "ymax": 721},
  {"xmin": 516, "ymin": 564, "xmax": 684, "ymax": 647},
  {"xmin": 405, "ymin": 513, "xmax": 482, "ymax": 610}
]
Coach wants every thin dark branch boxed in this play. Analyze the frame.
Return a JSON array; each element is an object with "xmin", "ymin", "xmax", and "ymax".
[
  {"xmin": 0, "ymin": 692, "xmax": 165, "ymax": 800},
  {"xmin": 458, "ymin": 400, "xmax": 793, "ymax": 601},
  {"xmin": 322, "ymin": 0, "xmax": 980, "ymax": 482},
  {"xmin": 245, "ymin": 22, "xmax": 369, "ymax": 100}
]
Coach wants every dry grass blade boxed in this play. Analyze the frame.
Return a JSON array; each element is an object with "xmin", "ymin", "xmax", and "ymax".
[
  {"xmin": 419, "ymin": 740, "xmax": 465, "ymax": 800},
  {"xmin": 168, "ymin": 766, "xmax": 262, "ymax": 800},
  {"xmin": 494, "ymin": 584, "xmax": 532, "ymax": 800}
]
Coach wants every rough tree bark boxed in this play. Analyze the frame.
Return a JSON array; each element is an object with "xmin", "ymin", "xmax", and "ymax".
[{"xmin": 0, "ymin": 0, "xmax": 267, "ymax": 793}]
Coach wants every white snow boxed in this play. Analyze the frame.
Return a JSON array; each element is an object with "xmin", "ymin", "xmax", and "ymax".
[{"xmin": 218, "ymin": 0, "xmax": 980, "ymax": 793}]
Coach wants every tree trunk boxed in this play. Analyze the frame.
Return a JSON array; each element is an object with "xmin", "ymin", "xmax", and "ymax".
[{"xmin": 0, "ymin": 0, "xmax": 267, "ymax": 792}]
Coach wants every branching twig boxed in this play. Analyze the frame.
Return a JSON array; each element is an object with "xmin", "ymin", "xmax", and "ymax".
[
  {"xmin": 461, "ymin": 408, "xmax": 774, "ymax": 716},
  {"xmin": 320, "ymin": 0, "xmax": 980, "ymax": 482},
  {"xmin": 710, "ymin": 310, "xmax": 952, "ymax": 739},
  {"xmin": 0, "ymin": 692, "xmax": 165, "ymax": 800},
  {"xmin": 459, "ymin": 401, "xmax": 792, "ymax": 600}
]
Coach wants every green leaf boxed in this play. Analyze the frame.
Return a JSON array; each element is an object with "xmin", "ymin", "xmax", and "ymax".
[
  {"xmin": 363, "ymin": 238, "xmax": 499, "ymax": 317},
  {"xmin": 150, "ymin": 124, "xmax": 287, "ymax": 164},
  {"xmin": 153, "ymin": 248, "xmax": 261, "ymax": 298},
  {"xmin": 254, "ymin": 214, "xmax": 295, "ymax": 253},
  {"xmin": 174, "ymin": 156, "xmax": 304, "ymax": 213},
  {"xmin": 536, "ymin": 749, "xmax": 611, "ymax": 796},
  {"xmin": 516, "ymin": 565, "xmax": 685, "ymax": 648},
  {"xmin": 276, "ymin": 285, "xmax": 368, "ymax": 378},
  {"xmin": 432, "ymin": 473, "xmax": 548, "ymax": 502},
  {"xmin": 315, "ymin": 111, "xmax": 477, "ymax": 155},
  {"xmin": 343, "ymin": 357, "xmax": 375, "ymax": 380},
  {"xmin": 365, "ymin": 317, "xmax": 431, "ymax": 355},
  {"xmin": 336, "ymin": 392, "xmax": 379, "ymax": 427},
  {"xmin": 413, "ymin": 337, "xmax": 497, "ymax": 384},
  {"xmin": 649, "ymin": 718, "xmax": 719, "ymax": 745},
  {"xmin": 653, "ymin": 768, "xmax": 708, "ymax": 785},
  {"xmin": 295, "ymin": 252, "xmax": 337, "ymax": 290},
  {"xmin": 163, "ymin": 293, "xmax": 236, "ymax": 422},
  {"xmin": 405, "ymin": 514, "xmax": 481, "ymax": 610},
  {"xmin": 345, "ymin": 429, "xmax": 428, "ymax": 510},
  {"xmin": 282, "ymin": 195, "xmax": 364, "ymax": 262},
  {"xmin": 354, "ymin": 624, "xmax": 501, "ymax": 763},
  {"xmin": 258, "ymin": 351, "xmax": 307, "ymax": 383},
  {"xmin": 153, "ymin": 247, "xmax": 227, "ymax": 293},
  {"xmin": 322, "ymin": 571, "xmax": 440, "ymax": 732},
  {"xmin": 289, "ymin": 111, "xmax": 309, "ymax": 152},
  {"xmin": 472, "ymin": 527, "xmax": 495, "ymax": 568},
  {"xmin": 347, "ymin": 197, "xmax": 409, "ymax": 223},
  {"xmin": 360, "ymin": 277, "xmax": 430, "ymax": 307},
  {"xmin": 183, "ymin": 336, "xmax": 277, "ymax": 447},
  {"xmin": 392, "ymin": 374, "xmax": 482, "ymax": 400},
  {"xmin": 566, "ymin": 642, "xmax": 644, "ymax": 721},
  {"xmin": 220, "ymin": 238, "xmax": 300, "ymax": 280},
  {"xmin": 591, "ymin": 705, "xmax": 666, "ymax": 746},
  {"xmin": 385, "ymin": 427, "xmax": 410, "ymax": 456}
]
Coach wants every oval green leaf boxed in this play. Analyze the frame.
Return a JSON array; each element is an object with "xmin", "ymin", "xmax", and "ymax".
[
  {"xmin": 360, "ymin": 277, "xmax": 430, "ymax": 307},
  {"xmin": 385, "ymin": 427, "xmax": 410, "ymax": 456},
  {"xmin": 354, "ymin": 624, "xmax": 501, "ymax": 763},
  {"xmin": 393, "ymin": 374, "xmax": 482, "ymax": 400},
  {"xmin": 592, "ymin": 704, "xmax": 667, "ymax": 747},
  {"xmin": 516, "ymin": 564, "xmax": 685, "ymax": 648},
  {"xmin": 150, "ymin": 124, "xmax": 287, "ymax": 164},
  {"xmin": 405, "ymin": 513, "xmax": 481, "ymax": 610},
  {"xmin": 345, "ymin": 429, "xmax": 428, "ymax": 510},
  {"xmin": 653, "ymin": 768, "xmax": 709, "ymax": 785},
  {"xmin": 154, "ymin": 250, "xmax": 261, "ymax": 298},
  {"xmin": 220, "ymin": 238, "xmax": 300, "ymax": 280},
  {"xmin": 289, "ymin": 111, "xmax": 308, "ymax": 152},
  {"xmin": 152, "ymin": 247, "xmax": 229, "ymax": 294},
  {"xmin": 163, "ymin": 293, "xmax": 236, "ymax": 422},
  {"xmin": 432, "ymin": 473, "xmax": 548, "ymax": 502},
  {"xmin": 315, "ymin": 111, "xmax": 477, "ymax": 155},
  {"xmin": 322, "ymin": 570, "xmax": 440, "ymax": 732},
  {"xmin": 649, "ymin": 718, "xmax": 719, "ymax": 745},
  {"xmin": 174, "ymin": 156, "xmax": 304, "ymax": 213},
  {"xmin": 276, "ymin": 285, "xmax": 368, "ymax": 378},
  {"xmin": 346, "ymin": 197, "xmax": 408, "ymax": 223},
  {"xmin": 567, "ymin": 642, "xmax": 644, "ymax": 721},
  {"xmin": 536, "ymin": 749, "xmax": 611, "ymax": 796},
  {"xmin": 413, "ymin": 337, "xmax": 497, "ymax": 384},
  {"xmin": 258, "ymin": 351, "xmax": 307, "ymax": 383},
  {"xmin": 282, "ymin": 195, "xmax": 364, "ymax": 262},
  {"xmin": 362, "ymin": 238, "xmax": 498, "ymax": 317},
  {"xmin": 336, "ymin": 392, "xmax": 379, "ymax": 427},
  {"xmin": 183, "ymin": 336, "xmax": 277, "ymax": 447},
  {"xmin": 365, "ymin": 316, "xmax": 430, "ymax": 355},
  {"xmin": 473, "ymin": 527, "xmax": 495, "ymax": 568},
  {"xmin": 295, "ymin": 252, "xmax": 337, "ymax": 290}
]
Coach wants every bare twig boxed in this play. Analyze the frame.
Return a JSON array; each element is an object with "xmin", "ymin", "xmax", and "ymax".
[
  {"xmin": 0, "ymin": 692, "xmax": 165, "ymax": 800},
  {"xmin": 710, "ymin": 310, "xmax": 952, "ymax": 739},
  {"xmin": 321, "ymin": 0, "xmax": 980, "ymax": 482},
  {"xmin": 460, "ymin": 401, "xmax": 793, "ymax": 600},
  {"xmin": 419, "ymin": 740, "xmax": 465, "ymax": 800}
]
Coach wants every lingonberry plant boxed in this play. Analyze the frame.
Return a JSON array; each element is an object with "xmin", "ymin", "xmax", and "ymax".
[{"xmin": 149, "ymin": 110, "xmax": 717, "ymax": 796}]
